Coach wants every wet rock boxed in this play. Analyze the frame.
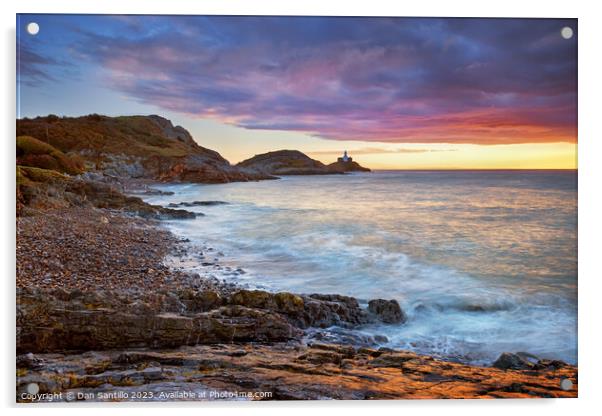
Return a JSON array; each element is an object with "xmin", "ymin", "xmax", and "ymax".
[
  {"xmin": 308, "ymin": 343, "xmax": 356, "ymax": 358},
  {"xmin": 16, "ymin": 352, "xmax": 44, "ymax": 370},
  {"xmin": 177, "ymin": 289, "xmax": 224, "ymax": 312},
  {"xmin": 228, "ymin": 350, "xmax": 248, "ymax": 357},
  {"xmin": 305, "ymin": 327, "xmax": 382, "ymax": 347},
  {"xmin": 368, "ymin": 299, "xmax": 406, "ymax": 324},
  {"xmin": 368, "ymin": 352, "xmax": 418, "ymax": 368},
  {"xmin": 534, "ymin": 359, "xmax": 568, "ymax": 370},
  {"xmin": 16, "ymin": 342, "xmax": 578, "ymax": 402},
  {"xmin": 167, "ymin": 201, "xmax": 229, "ymax": 207},
  {"xmin": 65, "ymin": 179, "xmax": 199, "ymax": 220},
  {"xmin": 296, "ymin": 350, "xmax": 343, "ymax": 366},
  {"xmin": 16, "ymin": 287, "xmax": 377, "ymax": 353},
  {"xmin": 16, "ymin": 290, "xmax": 301, "ymax": 353},
  {"xmin": 227, "ymin": 290, "xmax": 371, "ymax": 329},
  {"xmin": 493, "ymin": 352, "xmax": 536, "ymax": 370},
  {"xmin": 304, "ymin": 294, "xmax": 372, "ymax": 328},
  {"xmin": 140, "ymin": 189, "xmax": 175, "ymax": 196}
]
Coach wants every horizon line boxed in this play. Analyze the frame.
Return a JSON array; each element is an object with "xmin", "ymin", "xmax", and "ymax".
[{"xmin": 367, "ymin": 168, "xmax": 578, "ymax": 171}]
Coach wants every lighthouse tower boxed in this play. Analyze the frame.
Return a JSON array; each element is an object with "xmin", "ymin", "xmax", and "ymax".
[{"xmin": 337, "ymin": 150, "xmax": 352, "ymax": 163}]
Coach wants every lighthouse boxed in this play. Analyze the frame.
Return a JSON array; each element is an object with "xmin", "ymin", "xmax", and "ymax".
[{"xmin": 338, "ymin": 150, "xmax": 352, "ymax": 163}]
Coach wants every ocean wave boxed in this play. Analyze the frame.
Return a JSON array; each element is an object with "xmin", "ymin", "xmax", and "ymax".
[{"xmin": 142, "ymin": 176, "xmax": 577, "ymax": 365}]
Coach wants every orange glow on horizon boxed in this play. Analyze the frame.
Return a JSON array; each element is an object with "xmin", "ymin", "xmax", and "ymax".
[
  {"xmin": 306, "ymin": 143, "xmax": 578, "ymax": 170},
  {"xmin": 181, "ymin": 118, "xmax": 577, "ymax": 171}
]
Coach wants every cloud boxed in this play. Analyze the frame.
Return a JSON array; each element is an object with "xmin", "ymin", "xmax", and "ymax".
[
  {"xmin": 17, "ymin": 43, "xmax": 59, "ymax": 86},
  {"xmin": 19, "ymin": 16, "xmax": 577, "ymax": 145},
  {"xmin": 307, "ymin": 147, "xmax": 458, "ymax": 155}
]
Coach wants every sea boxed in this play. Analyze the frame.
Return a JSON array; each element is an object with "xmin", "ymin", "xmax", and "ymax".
[{"xmin": 143, "ymin": 170, "xmax": 578, "ymax": 365}]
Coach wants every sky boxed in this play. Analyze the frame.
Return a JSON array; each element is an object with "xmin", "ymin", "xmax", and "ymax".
[{"xmin": 17, "ymin": 15, "xmax": 577, "ymax": 169}]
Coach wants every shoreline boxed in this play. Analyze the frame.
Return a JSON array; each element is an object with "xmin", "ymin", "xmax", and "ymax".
[{"xmin": 16, "ymin": 202, "xmax": 578, "ymax": 401}]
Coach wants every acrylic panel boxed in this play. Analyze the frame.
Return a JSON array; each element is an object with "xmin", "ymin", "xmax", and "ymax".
[{"xmin": 16, "ymin": 14, "xmax": 577, "ymax": 402}]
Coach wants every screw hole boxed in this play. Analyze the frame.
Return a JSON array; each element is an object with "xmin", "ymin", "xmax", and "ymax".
[
  {"xmin": 26, "ymin": 22, "xmax": 39, "ymax": 36},
  {"xmin": 561, "ymin": 26, "xmax": 573, "ymax": 40}
]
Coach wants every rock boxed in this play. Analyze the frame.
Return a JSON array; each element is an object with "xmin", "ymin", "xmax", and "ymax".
[
  {"xmin": 16, "ymin": 342, "xmax": 578, "ymax": 402},
  {"xmin": 305, "ymin": 327, "xmax": 382, "ymax": 347},
  {"xmin": 228, "ymin": 350, "xmax": 248, "ymax": 357},
  {"xmin": 167, "ymin": 201, "xmax": 229, "ymax": 207},
  {"xmin": 308, "ymin": 343, "xmax": 356, "ymax": 358},
  {"xmin": 534, "ymin": 359, "xmax": 568, "ymax": 370},
  {"xmin": 16, "ymin": 287, "xmax": 376, "ymax": 353},
  {"xmin": 17, "ymin": 115, "xmax": 273, "ymax": 185},
  {"xmin": 296, "ymin": 350, "xmax": 343, "ymax": 366},
  {"xmin": 16, "ymin": 352, "xmax": 44, "ymax": 369},
  {"xmin": 492, "ymin": 352, "xmax": 536, "ymax": 370},
  {"xmin": 195, "ymin": 306, "xmax": 302, "ymax": 343},
  {"xmin": 227, "ymin": 290, "xmax": 371, "ymax": 329},
  {"xmin": 178, "ymin": 289, "xmax": 224, "ymax": 312},
  {"xmin": 493, "ymin": 352, "xmax": 568, "ymax": 371},
  {"xmin": 140, "ymin": 189, "xmax": 175, "ymax": 196},
  {"xmin": 368, "ymin": 299, "xmax": 406, "ymax": 324},
  {"xmin": 64, "ymin": 178, "xmax": 199, "ymax": 220},
  {"xmin": 16, "ymin": 289, "xmax": 301, "ymax": 353},
  {"xmin": 237, "ymin": 150, "xmax": 370, "ymax": 176},
  {"xmin": 369, "ymin": 352, "xmax": 418, "ymax": 368},
  {"xmin": 237, "ymin": 150, "xmax": 343, "ymax": 176},
  {"xmin": 304, "ymin": 294, "xmax": 371, "ymax": 328},
  {"xmin": 327, "ymin": 160, "xmax": 371, "ymax": 173}
]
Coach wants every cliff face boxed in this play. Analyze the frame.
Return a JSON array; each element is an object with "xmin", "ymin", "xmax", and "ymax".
[
  {"xmin": 16, "ymin": 114, "xmax": 271, "ymax": 183},
  {"xmin": 237, "ymin": 149, "xmax": 370, "ymax": 175}
]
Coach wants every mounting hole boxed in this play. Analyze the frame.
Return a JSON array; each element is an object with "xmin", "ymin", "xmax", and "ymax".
[
  {"xmin": 26, "ymin": 383, "xmax": 40, "ymax": 394},
  {"xmin": 26, "ymin": 22, "xmax": 39, "ymax": 36},
  {"xmin": 561, "ymin": 26, "xmax": 573, "ymax": 40},
  {"xmin": 560, "ymin": 378, "xmax": 573, "ymax": 391}
]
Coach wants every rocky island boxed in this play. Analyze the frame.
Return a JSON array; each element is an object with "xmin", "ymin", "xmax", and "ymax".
[
  {"xmin": 16, "ymin": 115, "xmax": 577, "ymax": 402},
  {"xmin": 237, "ymin": 149, "xmax": 370, "ymax": 176}
]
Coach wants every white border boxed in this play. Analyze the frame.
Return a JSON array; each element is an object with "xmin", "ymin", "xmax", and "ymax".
[{"xmin": 3, "ymin": 1, "xmax": 601, "ymax": 415}]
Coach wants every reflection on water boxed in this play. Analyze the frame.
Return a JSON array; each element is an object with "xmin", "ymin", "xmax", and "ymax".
[{"xmin": 145, "ymin": 170, "xmax": 577, "ymax": 364}]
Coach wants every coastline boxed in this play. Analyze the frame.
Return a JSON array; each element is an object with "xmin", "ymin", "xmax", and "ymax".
[{"xmin": 16, "ymin": 198, "xmax": 578, "ymax": 401}]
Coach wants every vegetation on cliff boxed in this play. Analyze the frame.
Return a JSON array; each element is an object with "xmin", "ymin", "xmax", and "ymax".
[
  {"xmin": 17, "ymin": 135, "xmax": 84, "ymax": 175},
  {"xmin": 15, "ymin": 114, "xmax": 274, "ymax": 216},
  {"xmin": 16, "ymin": 114, "xmax": 271, "ymax": 183}
]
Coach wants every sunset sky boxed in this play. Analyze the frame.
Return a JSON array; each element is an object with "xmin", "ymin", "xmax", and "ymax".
[{"xmin": 17, "ymin": 15, "xmax": 577, "ymax": 169}]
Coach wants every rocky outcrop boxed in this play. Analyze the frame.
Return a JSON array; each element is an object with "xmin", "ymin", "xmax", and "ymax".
[
  {"xmin": 16, "ymin": 289, "xmax": 301, "ymax": 353},
  {"xmin": 146, "ymin": 114, "xmax": 197, "ymax": 147},
  {"xmin": 16, "ymin": 114, "xmax": 273, "ymax": 184},
  {"xmin": 16, "ymin": 288, "xmax": 387, "ymax": 353},
  {"xmin": 368, "ymin": 299, "xmax": 406, "ymax": 324},
  {"xmin": 17, "ymin": 171, "xmax": 197, "ymax": 219},
  {"xmin": 237, "ymin": 150, "xmax": 340, "ymax": 176},
  {"xmin": 167, "ymin": 200, "xmax": 228, "ymax": 207},
  {"xmin": 327, "ymin": 160, "xmax": 371, "ymax": 173},
  {"xmin": 227, "ymin": 290, "xmax": 372, "ymax": 329},
  {"xmin": 16, "ymin": 343, "xmax": 577, "ymax": 402},
  {"xmin": 237, "ymin": 150, "xmax": 371, "ymax": 176},
  {"xmin": 65, "ymin": 179, "xmax": 199, "ymax": 220},
  {"xmin": 492, "ymin": 352, "xmax": 568, "ymax": 371}
]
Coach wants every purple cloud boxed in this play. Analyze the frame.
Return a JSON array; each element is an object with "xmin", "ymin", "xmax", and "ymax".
[{"xmin": 20, "ymin": 16, "xmax": 577, "ymax": 144}]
